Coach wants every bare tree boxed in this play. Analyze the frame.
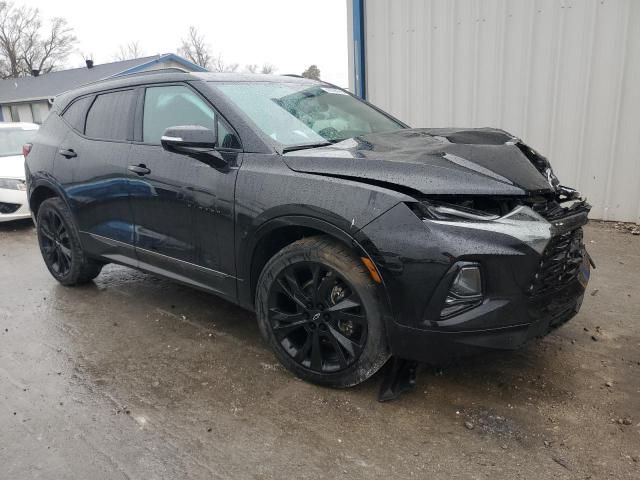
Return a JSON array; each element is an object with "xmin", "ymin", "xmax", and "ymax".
[
  {"xmin": 0, "ymin": 2, "xmax": 76, "ymax": 78},
  {"xmin": 211, "ymin": 53, "xmax": 238, "ymax": 73},
  {"xmin": 244, "ymin": 63, "xmax": 258, "ymax": 74},
  {"xmin": 260, "ymin": 63, "xmax": 276, "ymax": 74},
  {"xmin": 0, "ymin": 2, "xmax": 38, "ymax": 77},
  {"xmin": 244, "ymin": 63, "xmax": 276, "ymax": 74},
  {"xmin": 178, "ymin": 26, "xmax": 211, "ymax": 69},
  {"xmin": 115, "ymin": 41, "xmax": 143, "ymax": 61},
  {"xmin": 23, "ymin": 17, "xmax": 75, "ymax": 74},
  {"xmin": 301, "ymin": 64, "xmax": 320, "ymax": 80},
  {"xmin": 177, "ymin": 26, "xmax": 243, "ymax": 73}
]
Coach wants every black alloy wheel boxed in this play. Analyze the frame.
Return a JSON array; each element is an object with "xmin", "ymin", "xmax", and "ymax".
[
  {"xmin": 256, "ymin": 236, "xmax": 390, "ymax": 387},
  {"xmin": 39, "ymin": 208, "xmax": 73, "ymax": 277},
  {"xmin": 36, "ymin": 197, "xmax": 103, "ymax": 285},
  {"xmin": 268, "ymin": 262, "xmax": 368, "ymax": 373}
]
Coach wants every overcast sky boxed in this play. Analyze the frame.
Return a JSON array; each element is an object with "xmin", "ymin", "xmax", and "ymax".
[{"xmin": 22, "ymin": 0, "xmax": 349, "ymax": 87}]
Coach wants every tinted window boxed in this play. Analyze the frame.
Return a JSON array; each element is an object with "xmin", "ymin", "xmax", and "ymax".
[
  {"xmin": 143, "ymin": 85, "xmax": 215, "ymax": 144},
  {"xmin": 85, "ymin": 90, "xmax": 134, "ymax": 141},
  {"xmin": 217, "ymin": 121, "xmax": 241, "ymax": 149},
  {"xmin": 62, "ymin": 96, "xmax": 93, "ymax": 132},
  {"xmin": 143, "ymin": 85, "xmax": 239, "ymax": 149}
]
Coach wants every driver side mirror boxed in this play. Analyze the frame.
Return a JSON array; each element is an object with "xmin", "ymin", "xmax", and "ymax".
[{"xmin": 160, "ymin": 125, "xmax": 227, "ymax": 167}]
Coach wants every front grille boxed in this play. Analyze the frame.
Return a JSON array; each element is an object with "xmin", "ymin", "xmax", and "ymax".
[
  {"xmin": 528, "ymin": 227, "xmax": 585, "ymax": 297},
  {"xmin": 0, "ymin": 202, "xmax": 21, "ymax": 214},
  {"xmin": 529, "ymin": 197, "xmax": 590, "ymax": 222}
]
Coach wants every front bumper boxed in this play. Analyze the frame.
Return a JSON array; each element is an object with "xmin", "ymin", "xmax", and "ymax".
[
  {"xmin": 0, "ymin": 187, "xmax": 31, "ymax": 223},
  {"xmin": 386, "ymin": 276, "xmax": 585, "ymax": 364},
  {"xmin": 356, "ymin": 201, "xmax": 590, "ymax": 364}
]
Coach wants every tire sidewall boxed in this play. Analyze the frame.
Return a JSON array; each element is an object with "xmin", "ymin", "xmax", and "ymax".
[
  {"xmin": 36, "ymin": 198, "xmax": 86, "ymax": 285},
  {"xmin": 256, "ymin": 238, "xmax": 390, "ymax": 388}
]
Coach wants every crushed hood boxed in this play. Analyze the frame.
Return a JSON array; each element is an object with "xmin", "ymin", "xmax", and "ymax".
[{"xmin": 282, "ymin": 128, "xmax": 556, "ymax": 196}]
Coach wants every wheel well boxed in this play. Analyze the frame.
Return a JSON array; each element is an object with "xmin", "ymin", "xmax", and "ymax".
[
  {"xmin": 29, "ymin": 186, "xmax": 57, "ymax": 217},
  {"xmin": 250, "ymin": 225, "xmax": 350, "ymax": 301}
]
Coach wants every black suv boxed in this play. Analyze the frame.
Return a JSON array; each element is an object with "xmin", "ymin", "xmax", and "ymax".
[{"xmin": 25, "ymin": 71, "xmax": 592, "ymax": 387}]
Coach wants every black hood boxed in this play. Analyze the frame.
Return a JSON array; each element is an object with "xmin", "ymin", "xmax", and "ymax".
[{"xmin": 282, "ymin": 128, "xmax": 556, "ymax": 196}]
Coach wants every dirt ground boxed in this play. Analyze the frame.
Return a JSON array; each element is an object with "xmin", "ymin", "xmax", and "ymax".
[{"xmin": 1, "ymin": 219, "xmax": 638, "ymax": 479}]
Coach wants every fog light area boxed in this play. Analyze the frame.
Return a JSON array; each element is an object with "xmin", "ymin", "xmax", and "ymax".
[{"xmin": 441, "ymin": 266, "xmax": 483, "ymax": 318}]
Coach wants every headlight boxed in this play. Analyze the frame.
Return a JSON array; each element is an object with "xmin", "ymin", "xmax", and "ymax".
[
  {"xmin": 0, "ymin": 178, "xmax": 26, "ymax": 191},
  {"xmin": 422, "ymin": 201, "xmax": 500, "ymax": 221},
  {"xmin": 413, "ymin": 199, "xmax": 553, "ymax": 255}
]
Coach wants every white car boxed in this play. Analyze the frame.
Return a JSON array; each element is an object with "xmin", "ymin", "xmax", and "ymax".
[{"xmin": 0, "ymin": 122, "xmax": 39, "ymax": 222}]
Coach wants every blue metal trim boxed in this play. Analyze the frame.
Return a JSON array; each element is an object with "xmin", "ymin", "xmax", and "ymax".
[
  {"xmin": 352, "ymin": 0, "xmax": 366, "ymax": 99},
  {"xmin": 113, "ymin": 53, "xmax": 208, "ymax": 77}
]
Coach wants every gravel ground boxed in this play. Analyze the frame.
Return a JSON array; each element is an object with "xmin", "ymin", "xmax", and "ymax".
[{"xmin": 1, "ymin": 219, "xmax": 638, "ymax": 479}]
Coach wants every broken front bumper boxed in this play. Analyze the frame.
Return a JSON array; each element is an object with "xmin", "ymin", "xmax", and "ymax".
[
  {"xmin": 356, "ymin": 201, "xmax": 590, "ymax": 364},
  {"xmin": 385, "ymin": 272, "xmax": 587, "ymax": 364}
]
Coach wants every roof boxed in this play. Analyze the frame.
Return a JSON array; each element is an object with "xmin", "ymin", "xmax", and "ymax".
[
  {"xmin": 49, "ymin": 70, "xmax": 329, "ymax": 115},
  {"xmin": 0, "ymin": 54, "xmax": 207, "ymax": 104},
  {"xmin": 192, "ymin": 72, "xmax": 321, "ymax": 84}
]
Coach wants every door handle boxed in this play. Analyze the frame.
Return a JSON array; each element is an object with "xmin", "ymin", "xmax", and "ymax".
[
  {"xmin": 58, "ymin": 148, "xmax": 77, "ymax": 158},
  {"xmin": 128, "ymin": 164, "xmax": 151, "ymax": 176}
]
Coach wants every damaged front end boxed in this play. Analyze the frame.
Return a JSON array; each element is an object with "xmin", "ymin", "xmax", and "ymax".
[
  {"xmin": 375, "ymin": 189, "xmax": 593, "ymax": 401},
  {"xmin": 414, "ymin": 189, "xmax": 592, "ymax": 316},
  {"xmin": 286, "ymin": 126, "xmax": 594, "ymax": 364},
  {"xmin": 357, "ymin": 182, "xmax": 592, "ymax": 366}
]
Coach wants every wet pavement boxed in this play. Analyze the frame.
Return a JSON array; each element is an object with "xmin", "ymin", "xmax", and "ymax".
[{"xmin": 1, "ymin": 219, "xmax": 639, "ymax": 479}]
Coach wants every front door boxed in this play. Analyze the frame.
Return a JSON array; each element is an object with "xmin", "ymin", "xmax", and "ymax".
[{"xmin": 127, "ymin": 84, "xmax": 242, "ymax": 299}]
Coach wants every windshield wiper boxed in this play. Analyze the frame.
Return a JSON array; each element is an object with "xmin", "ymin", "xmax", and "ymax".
[{"xmin": 281, "ymin": 141, "xmax": 332, "ymax": 154}]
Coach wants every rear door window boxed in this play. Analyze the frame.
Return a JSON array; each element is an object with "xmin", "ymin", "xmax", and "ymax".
[
  {"xmin": 85, "ymin": 90, "xmax": 135, "ymax": 141},
  {"xmin": 62, "ymin": 96, "xmax": 93, "ymax": 133}
]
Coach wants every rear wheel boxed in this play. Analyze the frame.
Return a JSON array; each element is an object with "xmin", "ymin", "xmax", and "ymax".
[
  {"xmin": 36, "ymin": 197, "xmax": 103, "ymax": 285},
  {"xmin": 256, "ymin": 236, "xmax": 389, "ymax": 387}
]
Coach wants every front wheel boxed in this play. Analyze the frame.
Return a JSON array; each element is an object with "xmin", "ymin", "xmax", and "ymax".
[
  {"xmin": 255, "ymin": 236, "xmax": 390, "ymax": 388},
  {"xmin": 36, "ymin": 197, "xmax": 103, "ymax": 285}
]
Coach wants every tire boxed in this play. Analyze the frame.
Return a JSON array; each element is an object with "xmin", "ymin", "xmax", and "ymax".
[
  {"xmin": 36, "ymin": 197, "xmax": 103, "ymax": 286},
  {"xmin": 256, "ymin": 236, "xmax": 390, "ymax": 387}
]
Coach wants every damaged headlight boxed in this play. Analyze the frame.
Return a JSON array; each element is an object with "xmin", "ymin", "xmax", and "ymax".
[
  {"xmin": 0, "ymin": 178, "xmax": 26, "ymax": 191},
  {"xmin": 420, "ymin": 201, "xmax": 500, "ymax": 222},
  {"xmin": 413, "ymin": 199, "xmax": 553, "ymax": 255}
]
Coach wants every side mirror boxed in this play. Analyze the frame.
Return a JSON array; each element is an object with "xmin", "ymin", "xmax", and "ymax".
[
  {"xmin": 161, "ymin": 125, "xmax": 216, "ymax": 150},
  {"xmin": 160, "ymin": 125, "xmax": 227, "ymax": 167}
]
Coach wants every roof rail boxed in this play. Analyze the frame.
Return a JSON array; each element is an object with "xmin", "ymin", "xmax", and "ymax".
[
  {"xmin": 112, "ymin": 66, "xmax": 191, "ymax": 79},
  {"xmin": 54, "ymin": 67, "xmax": 194, "ymax": 103},
  {"xmin": 283, "ymin": 74, "xmax": 304, "ymax": 78},
  {"xmin": 76, "ymin": 67, "xmax": 193, "ymax": 90}
]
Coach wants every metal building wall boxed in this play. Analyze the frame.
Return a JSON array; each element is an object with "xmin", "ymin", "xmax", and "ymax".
[{"xmin": 353, "ymin": 0, "xmax": 640, "ymax": 222}]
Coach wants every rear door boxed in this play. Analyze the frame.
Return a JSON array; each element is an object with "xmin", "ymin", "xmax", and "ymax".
[
  {"xmin": 128, "ymin": 83, "xmax": 242, "ymax": 299},
  {"xmin": 56, "ymin": 89, "xmax": 137, "ymax": 264}
]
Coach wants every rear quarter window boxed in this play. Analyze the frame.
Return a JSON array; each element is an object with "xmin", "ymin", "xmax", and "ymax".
[
  {"xmin": 85, "ymin": 90, "xmax": 135, "ymax": 141},
  {"xmin": 61, "ymin": 96, "xmax": 93, "ymax": 133}
]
